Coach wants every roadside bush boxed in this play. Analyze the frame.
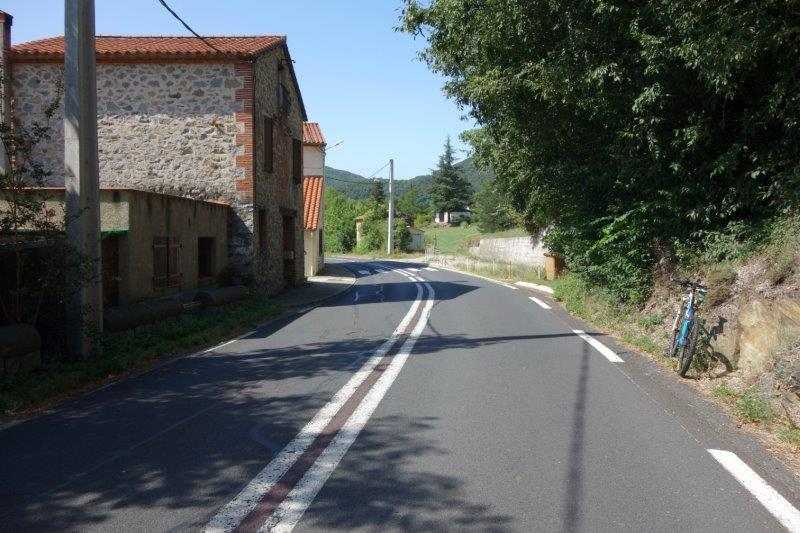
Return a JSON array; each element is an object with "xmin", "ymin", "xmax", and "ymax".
[
  {"xmin": 735, "ymin": 388, "xmax": 774, "ymax": 423},
  {"xmin": 413, "ymin": 212, "xmax": 432, "ymax": 228},
  {"xmin": 705, "ymin": 263, "xmax": 737, "ymax": 306}
]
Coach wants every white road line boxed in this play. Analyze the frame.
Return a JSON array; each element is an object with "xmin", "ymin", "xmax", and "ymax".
[
  {"xmin": 434, "ymin": 265, "xmax": 518, "ymax": 290},
  {"xmin": 515, "ymin": 280, "xmax": 554, "ymax": 294},
  {"xmin": 204, "ymin": 284, "xmax": 425, "ymax": 533},
  {"xmin": 708, "ymin": 449, "xmax": 800, "ymax": 532},
  {"xmin": 262, "ymin": 282, "xmax": 436, "ymax": 532},
  {"xmin": 357, "ymin": 270, "xmax": 370, "ymax": 275},
  {"xmin": 424, "ymin": 267, "xmax": 438, "ymax": 272},
  {"xmin": 529, "ymin": 296, "xmax": 552, "ymax": 310},
  {"xmin": 201, "ymin": 331, "xmax": 256, "ymax": 354},
  {"xmin": 572, "ymin": 329, "xmax": 624, "ymax": 363},
  {"xmin": 407, "ymin": 268, "xmax": 421, "ymax": 272}
]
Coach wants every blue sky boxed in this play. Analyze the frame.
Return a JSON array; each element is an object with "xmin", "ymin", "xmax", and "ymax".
[{"xmin": 4, "ymin": 0, "xmax": 473, "ymax": 179}]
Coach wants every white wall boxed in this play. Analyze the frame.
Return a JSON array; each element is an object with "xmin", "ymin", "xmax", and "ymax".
[
  {"xmin": 303, "ymin": 145, "xmax": 325, "ymax": 177},
  {"xmin": 469, "ymin": 233, "xmax": 548, "ymax": 267}
]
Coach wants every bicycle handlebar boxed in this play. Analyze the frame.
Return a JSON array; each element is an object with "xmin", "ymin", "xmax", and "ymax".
[{"xmin": 670, "ymin": 276, "xmax": 708, "ymax": 291}]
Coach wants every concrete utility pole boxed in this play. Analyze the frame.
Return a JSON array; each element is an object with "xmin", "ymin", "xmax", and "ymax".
[
  {"xmin": 0, "ymin": 11, "xmax": 13, "ymax": 173},
  {"xmin": 64, "ymin": 0, "xmax": 103, "ymax": 358},
  {"xmin": 387, "ymin": 158, "xmax": 394, "ymax": 254}
]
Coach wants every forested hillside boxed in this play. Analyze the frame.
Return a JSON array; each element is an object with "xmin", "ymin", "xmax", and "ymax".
[{"xmin": 324, "ymin": 156, "xmax": 494, "ymax": 203}]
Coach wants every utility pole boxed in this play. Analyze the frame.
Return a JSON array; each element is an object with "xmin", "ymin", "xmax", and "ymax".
[
  {"xmin": 64, "ymin": 0, "xmax": 102, "ymax": 358},
  {"xmin": 387, "ymin": 158, "xmax": 394, "ymax": 254}
]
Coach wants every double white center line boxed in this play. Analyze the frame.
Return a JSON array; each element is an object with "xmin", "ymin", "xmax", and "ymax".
[{"xmin": 206, "ymin": 268, "xmax": 435, "ymax": 532}]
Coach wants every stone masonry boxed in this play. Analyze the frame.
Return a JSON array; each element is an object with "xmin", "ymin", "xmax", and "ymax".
[{"xmin": 10, "ymin": 41, "xmax": 306, "ymax": 294}]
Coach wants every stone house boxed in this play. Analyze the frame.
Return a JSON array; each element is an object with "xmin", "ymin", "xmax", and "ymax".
[
  {"xmin": 2, "ymin": 15, "xmax": 308, "ymax": 295},
  {"xmin": 302, "ymin": 122, "xmax": 326, "ymax": 276},
  {"xmin": 434, "ymin": 209, "xmax": 472, "ymax": 226}
]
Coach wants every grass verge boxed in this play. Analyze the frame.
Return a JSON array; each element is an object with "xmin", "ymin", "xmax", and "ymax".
[{"xmin": 0, "ymin": 295, "xmax": 281, "ymax": 418}]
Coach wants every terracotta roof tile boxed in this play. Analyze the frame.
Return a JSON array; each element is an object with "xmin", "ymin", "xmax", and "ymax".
[
  {"xmin": 10, "ymin": 35, "xmax": 285, "ymax": 61},
  {"xmin": 302, "ymin": 122, "xmax": 326, "ymax": 146},
  {"xmin": 302, "ymin": 176, "xmax": 324, "ymax": 231}
]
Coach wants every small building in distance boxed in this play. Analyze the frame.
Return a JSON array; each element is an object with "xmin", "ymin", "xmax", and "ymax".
[{"xmin": 301, "ymin": 122, "xmax": 326, "ymax": 276}]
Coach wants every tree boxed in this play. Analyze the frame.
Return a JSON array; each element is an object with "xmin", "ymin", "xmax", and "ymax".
[
  {"xmin": 396, "ymin": 185, "xmax": 429, "ymax": 225},
  {"xmin": 323, "ymin": 189, "xmax": 359, "ymax": 253},
  {"xmin": 429, "ymin": 137, "xmax": 472, "ymax": 214},
  {"xmin": 370, "ymin": 179, "xmax": 385, "ymax": 205},
  {"xmin": 403, "ymin": 0, "xmax": 800, "ymax": 302},
  {"xmin": 473, "ymin": 179, "xmax": 515, "ymax": 233}
]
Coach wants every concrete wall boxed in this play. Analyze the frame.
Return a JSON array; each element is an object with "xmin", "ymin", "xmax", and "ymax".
[
  {"xmin": 302, "ymin": 145, "xmax": 324, "ymax": 177},
  {"xmin": 469, "ymin": 233, "xmax": 548, "ymax": 267},
  {"xmin": 252, "ymin": 48, "xmax": 305, "ymax": 293},
  {"xmin": 304, "ymin": 229, "xmax": 322, "ymax": 276},
  {"xmin": 124, "ymin": 190, "xmax": 229, "ymax": 303}
]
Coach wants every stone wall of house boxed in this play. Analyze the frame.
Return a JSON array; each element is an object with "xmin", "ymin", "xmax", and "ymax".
[
  {"xmin": 11, "ymin": 60, "xmax": 259, "ymax": 280},
  {"xmin": 251, "ymin": 47, "xmax": 305, "ymax": 293}
]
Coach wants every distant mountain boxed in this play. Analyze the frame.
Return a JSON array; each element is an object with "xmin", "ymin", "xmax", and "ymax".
[{"xmin": 324, "ymin": 156, "xmax": 495, "ymax": 203}]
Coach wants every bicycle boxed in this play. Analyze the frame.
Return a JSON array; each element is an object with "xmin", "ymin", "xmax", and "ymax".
[{"xmin": 668, "ymin": 278, "xmax": 708, "ymax": 377}]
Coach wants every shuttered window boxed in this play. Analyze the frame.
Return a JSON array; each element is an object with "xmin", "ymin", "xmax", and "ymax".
[
  {"xmin": 292, "ymin": 138, "xmax": 302, "ymax": 183},
  {"xmin": 153, "ymin": 237, "xmax": 181, "ymax": 289}
]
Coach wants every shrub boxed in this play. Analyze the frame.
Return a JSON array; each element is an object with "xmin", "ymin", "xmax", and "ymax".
[
  {"xmin": 778, "ymin": 427, "xmax": 800, "ymax": 447},
  {"xmin": 705, "ymin": 263, "xmax": 737, "ymax": 306},
  {"xmin": 735, "ymin": 388, "xmax": 774, "ymax": 423},
  {"xmin": 413, "ymin": 212, "xmax": 432, "ymax": 228}
]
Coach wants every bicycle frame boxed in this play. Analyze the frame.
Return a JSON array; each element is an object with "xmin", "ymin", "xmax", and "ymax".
[{"xmin": 676, "ymin": 289, "xmax": 696, "ymax": 347}]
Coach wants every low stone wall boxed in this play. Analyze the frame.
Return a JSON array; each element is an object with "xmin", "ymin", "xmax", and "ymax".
[{"xmin": 469, "ymin": 234, "xmax": 548, "ymax": 267}]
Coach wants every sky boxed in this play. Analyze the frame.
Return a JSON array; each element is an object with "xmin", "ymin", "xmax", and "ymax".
[{"xmin": 3, "ymin": 0, "xmax": 474, "ymax": 179}]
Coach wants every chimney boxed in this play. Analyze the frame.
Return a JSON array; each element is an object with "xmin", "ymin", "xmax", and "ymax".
[{"xmin": 0, "ymin": 11, "xmax": 10, "ymax": 173}]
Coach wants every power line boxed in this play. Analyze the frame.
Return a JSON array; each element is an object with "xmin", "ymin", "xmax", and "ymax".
[
  {"xmin": 156, "ymin": 0, "xmax": 222, "ymax": 53},
  {"xmin": 324, "ymin": 175, "xmax": 374, "ymax": 185}
]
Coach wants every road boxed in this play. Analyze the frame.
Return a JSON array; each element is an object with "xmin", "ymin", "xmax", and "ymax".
[{"xmin": 1, "ymin": 258, "xmax": 799, "ymax": 532}]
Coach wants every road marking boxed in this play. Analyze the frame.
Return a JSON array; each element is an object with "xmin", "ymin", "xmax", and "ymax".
[
  {"xmin": 407, "ymin": 268, "xmax": 421, "ymax": 272},
  {"xmin": 424, "ymin": 267, "xmax": 438, "ymax": 272},
  {"xmin": 572, "ymin": 329, "xmax": 624, "ymax": 363},
  {"xmin": 708, "ymin": 449, "xmax": 800, "ymax": 532},
  {"xmin": 205, "ymin": 284, "xmax": 425, "ymax": 533},
  {"xmin": 263, "ymin": 282, "xmax": 436, "ymax": 532},
  {"xmin": 202, "ymin": 331, "xmax": 256, "ymax": 354},
  {"xmin": 515, "ymin": 280, "xmax": 554, "ymax": 294},
  {"xmin": 434, "ymin": 265, "xmax": 518, "ymax": 290},
  {"xmin": 357, "ymin": 270, "xmax": 370, "ymax": 275},
  {"xmin": 529, "ymin": 296, "xmax": 552, "ymax": 310}
]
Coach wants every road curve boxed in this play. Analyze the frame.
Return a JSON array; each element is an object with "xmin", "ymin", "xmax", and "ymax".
[{"xmin": 0, "ymin": 258, "xmax": 798, "ymax": 532}]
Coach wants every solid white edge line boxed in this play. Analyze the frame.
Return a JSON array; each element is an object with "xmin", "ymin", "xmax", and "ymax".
[
  {"xmin": 434, "ymin": 264, "xmax": 518, "ymax": 290},
  {"xmin": 529, "ymin": 296, "xmax": 552, "ymax": 310},
  {"xmin": 204, "ymin": 283, "xmax": 425, "ymax": 533},
  {"xmin": 424, "ymin": 267, "xmax": 439, "ymax": 272},
  {"xmin": 515, "ymin": 280, "xmax": 554, "ymax": 294},
  {"xmin": 262, "ymin": 282, "xmax": 436, "ymax": 532},
  {"xmin": 572, "ymin": 329, "xmax": 624, "ymax": 363},
  {"xmin": 708, "ymin": 449, "xmax": 800, "ymax": 533}
]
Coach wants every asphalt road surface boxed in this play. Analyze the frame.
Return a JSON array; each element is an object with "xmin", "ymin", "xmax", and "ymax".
[{"xmin": 2, "ymin": 258, "xmax": 799, "ymax": 532}]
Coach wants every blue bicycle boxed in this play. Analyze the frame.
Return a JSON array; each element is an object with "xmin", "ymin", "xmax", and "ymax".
[{"xmin": 668, "ymin": 278, "xmax": 708, "ymax": 377}]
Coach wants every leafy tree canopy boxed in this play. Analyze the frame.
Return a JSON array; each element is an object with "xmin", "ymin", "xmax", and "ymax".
[
  {"xmin": 430, "ymin": 137, "xmax": 474, "ymax": 213},
  {"xmin": 403, "ymin": 0, "xmax": 800, "ymax": 302}
]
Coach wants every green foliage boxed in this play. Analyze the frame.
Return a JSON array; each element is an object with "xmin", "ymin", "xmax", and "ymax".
[
  {"xmin": 413, "ymin": 212, "xmax": 432, "ymax": 228},
  {"xmin": 473, "ymin": 179, "xmax": 515, "ymax": 233},
  {"xmin": 712, "ymin": 383, "xmax": 738, "ymax": 401},
  {"xmin": 370, "ymin": 179, "xmax": 385, "ymax": 204},
  {"xmin": 735, "ymin": 388, "xmax": 774, "ymax": 423},
  {"xmin": 424, "ymin": 224, "xmax": 481, "ymax": 254},
  {"xmin": 403, "ymin": 0, "xmax": 800, "ymax": 302},
  {"xmin": 323, "ymin": 189, "xmax": 360, "ymax": 253},
  {"xmin": 397, "ymin": 186, "xmax": 429, "ymax": 223},
  {"xmin": 778, "ymin": 427, "xmax": 800, "ymax": 447},
  {"xmin": 430, "ymin": 137, "xmax": 473, "ymax": 213}
]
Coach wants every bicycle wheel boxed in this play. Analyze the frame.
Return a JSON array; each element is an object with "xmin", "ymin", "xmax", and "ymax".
[
  {"xmin": 668, "ymin": 301, "xmax": 687, "ymax": 357},
  {"xmin": 677, "ymin": 320, "xmax": 699, "ymax": 377}
]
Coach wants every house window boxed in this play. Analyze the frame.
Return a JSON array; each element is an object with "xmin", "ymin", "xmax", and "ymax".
[
  {"xmin": 263, "ymin": 116, "xmax": 274, "ymax": 172},
  {"xmin": 198, "ymin": 237, "xmax": 215, "ymax": 279},
  {"xmin": 258, "ymin": 208, "xmax": 268, "ymax": 253},
  {"xmin": 153, "ymin": 236, "xmax": 181, "ymax": 289},
  {"xmin": 292, "ymin": 138, "xmax": 302, "ymax": 183},
  {"xmin": 277, "ymin": 83, "xmax": 291, "ymax": 114}
]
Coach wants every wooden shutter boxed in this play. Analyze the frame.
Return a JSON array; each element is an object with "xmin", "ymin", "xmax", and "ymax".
[
  {"xmin": 168, "ymin": 238, "xmax": 181, "ymax": 287},
  {"xmin": 292, "ymin": 139, "xmax": 302, "ymax": 184},
  {"xmin": 153, "ymin": 237, "xmax": 169, "ymax": 289},
  {"xmin": 264, "ymin": 116, "xmax": 274, "ymax": 172}
]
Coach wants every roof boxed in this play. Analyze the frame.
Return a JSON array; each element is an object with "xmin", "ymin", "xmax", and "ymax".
[
  {"xmin": 303, "ymin": 122, "xmax": 326, "ymax": 146},
  {"xmin": 10, "ymin": 35, "xmax": 285, "ymax": 61},
  {"xmin": 302, "ymin": 176, "xmax": 324, "ymax": 231},
  {"xmin": 10, "ymin": 34, "xmax": 309, "ymax": 120}
]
